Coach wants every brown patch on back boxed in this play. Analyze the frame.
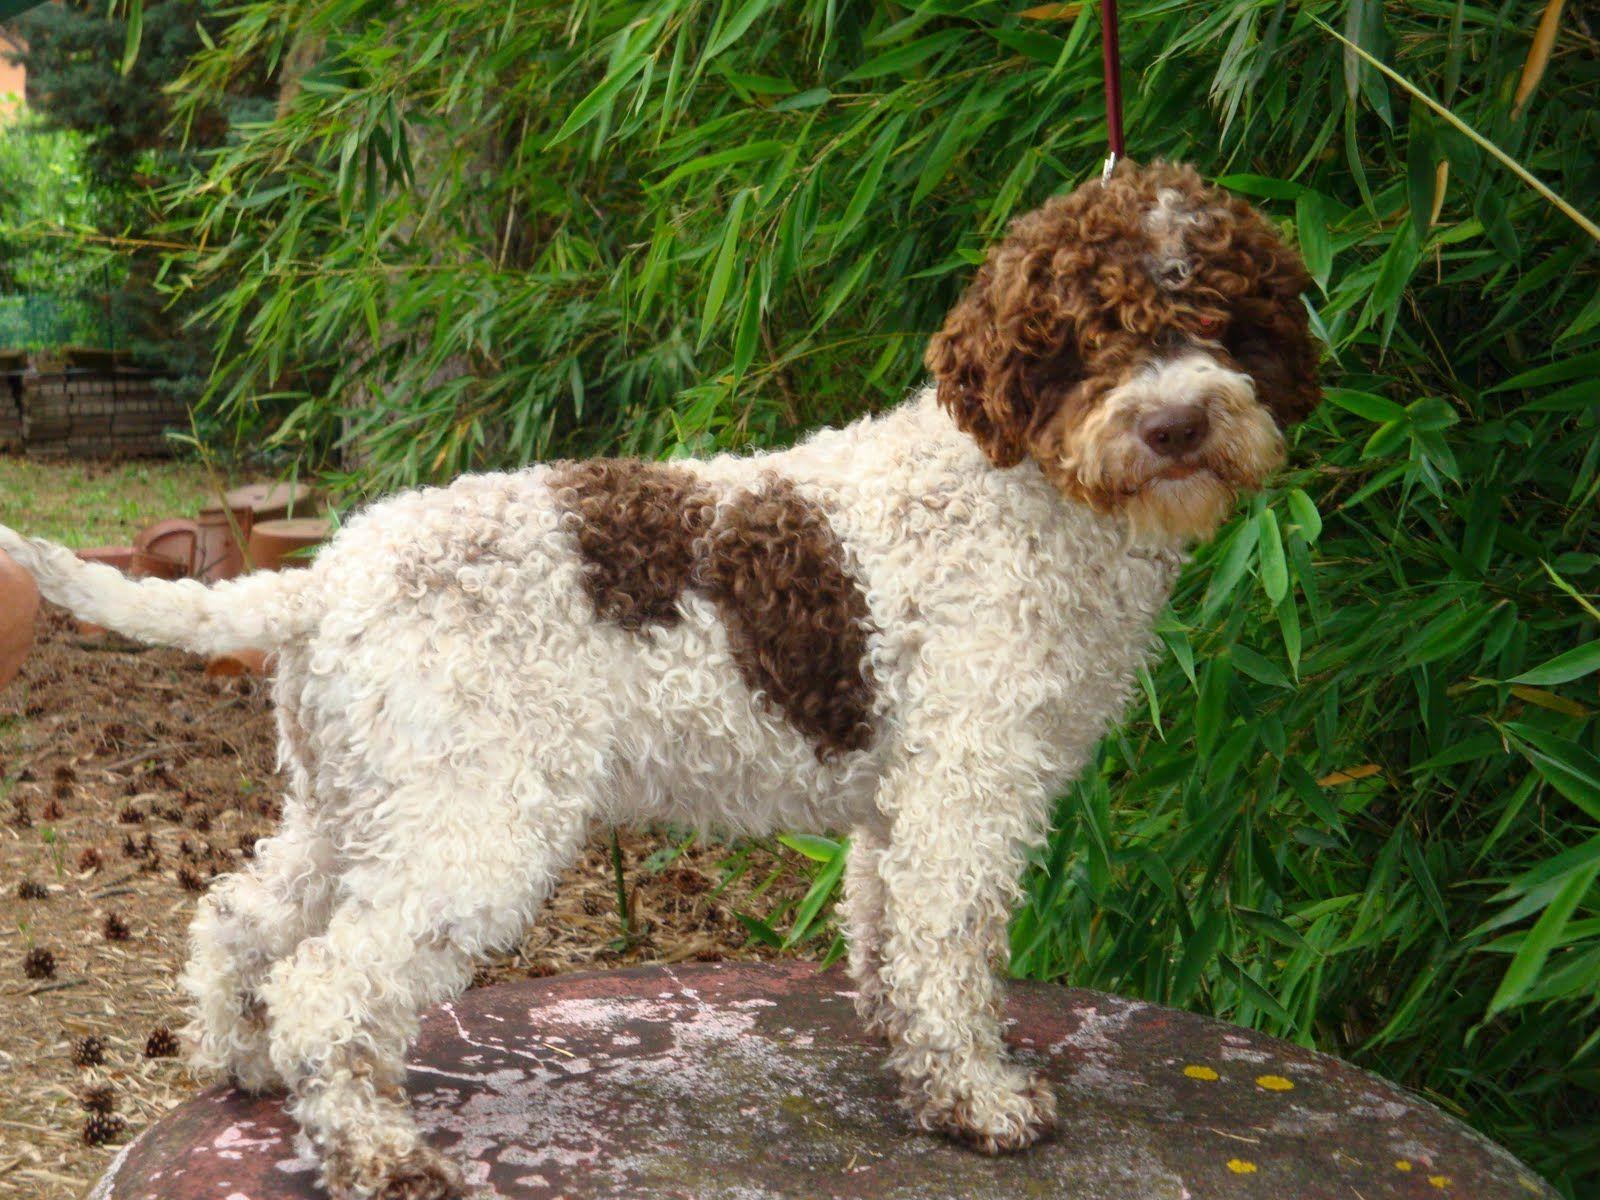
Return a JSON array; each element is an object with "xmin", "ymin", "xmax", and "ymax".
[
  {"xmin": 695, "ymin": 476, "xmax": 876, "ymax": 757},
  {"xmin": 549, "ymin": 460, "xmax": 715, "ymax": 631},
  {"xmin": 551, "ymin": 463, "xmax": 876, "ymax": 758}
]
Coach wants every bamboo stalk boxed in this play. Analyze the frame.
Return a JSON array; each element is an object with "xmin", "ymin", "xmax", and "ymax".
[{"xmin": 1311, "ymin": 15, "xmax": 1600, "ymax": 245}]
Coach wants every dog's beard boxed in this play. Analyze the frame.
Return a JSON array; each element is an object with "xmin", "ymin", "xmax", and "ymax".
[
  {"xmin": 1122, "ymin": 469, "xmax": 1239, "ymax": 542},
  {"xmin": 1052, "ymin": 355, "xmax": 1286, "ymax": 545}
]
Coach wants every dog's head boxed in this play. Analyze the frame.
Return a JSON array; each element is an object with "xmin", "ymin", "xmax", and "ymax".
[{"xmin": 926, "ymin": 161, "xmax": 1321, "ymax": 543}]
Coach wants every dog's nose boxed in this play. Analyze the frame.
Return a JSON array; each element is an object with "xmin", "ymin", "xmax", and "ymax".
[{"xmin": 1139, "ymin": 405, "xmax": 1210, "ymax": 458}]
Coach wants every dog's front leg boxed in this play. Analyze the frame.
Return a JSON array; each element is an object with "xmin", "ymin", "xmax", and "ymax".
[
  {"xmin": 875, "ymin": 755, "xmax": 1055, "ymax": 1154},
  {"xmin": 841, "ymin": 819, "xmax": 895, "ymax": 1038}
]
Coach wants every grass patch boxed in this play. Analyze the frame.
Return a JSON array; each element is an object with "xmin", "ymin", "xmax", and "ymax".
[{"xmin": 0, "ymin": 456, "xmax": 233, "ymax": 546}]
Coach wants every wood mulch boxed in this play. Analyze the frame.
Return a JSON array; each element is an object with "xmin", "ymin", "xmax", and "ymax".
[{"xmin": 0, "ymin": 605, "xmax": 814, "ymax": 1199}]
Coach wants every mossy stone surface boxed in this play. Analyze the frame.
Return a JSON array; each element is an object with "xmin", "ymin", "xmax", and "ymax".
[{"xmin": 92, "ymin": 962, "xmax": 1555, "ymax": 1200}]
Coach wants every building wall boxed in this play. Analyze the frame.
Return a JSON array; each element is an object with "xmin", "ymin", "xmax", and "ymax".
[
  {"xmin": 3, "ymin": 369, "xmax": 188, "ymax": 457},
  {"xmin": 0, "ymin": 31, "xmax": 24, "ymax": 113}
]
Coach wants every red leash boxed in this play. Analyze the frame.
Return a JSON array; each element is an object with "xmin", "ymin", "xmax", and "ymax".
[{"xmin": 1101, "ymin": 0, "xmax": 1125, "ymax": 172}]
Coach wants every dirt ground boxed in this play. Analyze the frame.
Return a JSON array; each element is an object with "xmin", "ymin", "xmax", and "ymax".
[{"xmin": 0, "ymin": 459, "xmax": 815, "ymax": 1200}]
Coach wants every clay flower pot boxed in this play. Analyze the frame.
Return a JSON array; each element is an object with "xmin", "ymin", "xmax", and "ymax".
[
  {"xmin": 225, "ymin": 481, "xmax": 321, "ymax": 525},
  {"xmin": 195, "ymin": 504, "xmax": 253, "ymax": 582},
  {"xmin": 75, "ymin": 545, "xmax": 137, "ymax": 573},
  {"xmin": 204, "ymin": 648, "xmax": 275, "ymax": 678},
  {"xmin": 0, "ymin": 549, "xmax": 40, "ymax": 689},
  {"xmin": 135, "ymin": 518, "xmax": 201, "ymax": 578},
  {"xmin": 130, "ymin": 550, "xmax": 187, "ymax": 581},
  {"xmin": 248, "ymin": 517, "xmax": 332, "ymax": 572}
]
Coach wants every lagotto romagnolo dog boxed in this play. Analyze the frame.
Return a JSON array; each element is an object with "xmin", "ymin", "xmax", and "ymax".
[{"xmin": 0, "ymin": 161, "xmax": 1320, "ymax": 1199}]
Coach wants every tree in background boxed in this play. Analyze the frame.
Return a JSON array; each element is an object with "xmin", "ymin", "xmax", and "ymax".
[
  {"xmin": 8, "ymin": 3, "xmax": 271, "ymax": 396},
  {"xmin": 112, "ymin": 1, "xmax": 1600, "ymax": 1192}
]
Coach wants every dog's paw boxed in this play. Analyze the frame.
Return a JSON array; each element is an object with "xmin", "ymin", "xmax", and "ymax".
[
  {"xmin": 912, "ymin": 1068, "xmax": 1056, "ymax": 1155},
  {"xmin": 181, "ymin": 1004, "xmax": 284, "ymax": 1095},
  {"xmin": 372, "ymin": 1148, "xmax": 466, "ymax": 1200},
  {"xmin": 326, "ymin": 1145, "xmax": 466, "ymax": 1200}
]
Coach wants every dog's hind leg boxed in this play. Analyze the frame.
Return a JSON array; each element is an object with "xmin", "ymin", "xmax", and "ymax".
[
  {"xmin": 259, "ymin": 767, "xmax": 589, "ymax": 1200},
  {"xmin": 182, "ymin": 661, "xmax": 341, "ymax": 1092},
  {"xmin": 181, "ymin": 798, "xmax": 338, "ymax": 1093}
]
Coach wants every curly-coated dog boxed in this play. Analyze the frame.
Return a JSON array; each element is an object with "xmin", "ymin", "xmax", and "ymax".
[{"xmin": 1, "ymin": 161, "xmax": 1321, "ymax": 1199}]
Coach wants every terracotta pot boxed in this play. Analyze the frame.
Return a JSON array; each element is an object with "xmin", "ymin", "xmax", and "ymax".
[
  {"xmin": 204, "ymin": 648, "xmax": 275, "ymax": 678},
  {"xmin": 248, "ymin": 517, "xmax": 332, "ymax": 572},
  {"xmin": 195, "ymin": 505, "xmax": 253, "ymax": 582},
  {"xmin": 76, "ymin": 545, "xmax": 137, "ymax": 572},
  {"xmin": 225, "ymin": 481, "xmax": 321, "ymax": 525},
  {"xmin": 0, "ymin": 549, "xmax": 39, "ymax": 689},
  {"xmin": 130, "ymin": 550, "xmax": 187, "ymax": 581},
  {"xmin": 135, "ymin": 518, "xmax": 201, "ymax": 578}
]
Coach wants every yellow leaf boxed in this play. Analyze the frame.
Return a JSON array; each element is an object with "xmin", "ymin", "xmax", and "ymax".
[
  {"xmin": 1510, "ymin": 684, "xmax": 1592, "ymax": 718},
  {"xmin": 1317, "ymin": 763, "xmax": 1383, "ymax": 786},
  {"xmin": 1020, "ymin": 3, "xmax": 1082, "ymax": 18},
  {"xmin": 1512, "ymin": 0, "xmax": 1566, "ymax": 120},
  {"xmin": 1429, "ymin": 159, "xmax": 1450, "ymax": 227}
]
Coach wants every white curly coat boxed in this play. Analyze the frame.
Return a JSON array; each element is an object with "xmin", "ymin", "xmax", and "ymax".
[{"xmin": 2, "ymin": 385, "xmax": 1202, "ymax": 1196}]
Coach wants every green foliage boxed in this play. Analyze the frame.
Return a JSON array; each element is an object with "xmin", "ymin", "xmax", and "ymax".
[
  {"xmin": 0, "ymin": 114, "xmax": 98, "ymax": 288},
  {"xmin": 0, "ymin": 113, "xmax": 115, "ymax": 349},
  {"xmin": 11, "ymin": 2, "xmax": 272, "ymax": 380},
  {"xmin": 135, "ymin": 0, "xmax": 1600, "ymax": 1190}
]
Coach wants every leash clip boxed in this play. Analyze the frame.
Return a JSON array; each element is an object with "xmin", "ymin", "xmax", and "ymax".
[{"xmin": 1101, "ymin": 152, "xmax": 1118, "ymax": 183}]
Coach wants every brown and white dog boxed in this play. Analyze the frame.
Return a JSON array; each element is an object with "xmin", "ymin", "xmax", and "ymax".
[{"xmin": 0, "ymin": 161, "xmax": 1320, "ymax": 1199}]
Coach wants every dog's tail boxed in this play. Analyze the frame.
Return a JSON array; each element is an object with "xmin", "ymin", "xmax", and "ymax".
[{"xmin": 0, "ymin": 524, "xmax": 318, "ymax": 656}]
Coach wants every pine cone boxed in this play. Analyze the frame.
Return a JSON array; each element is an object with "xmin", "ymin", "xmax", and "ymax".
[
  {"xmin": 77, "ymin": 847, "xmax": 103, "ymax": 873},
  {"xmin": 118, "ymin": 805, "xmax": 145, "ymax": 825},
  {"xmin": 16, "ymin": 878, "xmax": 48, "ymax": 901},
  {"xmin": 176, "ymin": 866, "xmax": 207, "ymax": 893},
  {"xmin": 82, "ymin": 1111, "xmax": 126, "ymax": 1146},
  {"xmin": 41, "ymin": 798, "xmax": 64, "ymax": 821},
  {"xmin": 22, "ymin": 947, "xmax": 55, "ymax": 980},
  {"xmin": 103, "ymin": 913, "xmax": 131, "ymax": 942},
  {"xmin": 144, "ymin": 1026, "xmax": 179, "ymax": 1058},
  {"xmin": 80, "ymin": 1083, "xmax": 115, "ymax": 1114},
  {"xmin": 71, "ymin": 1035, "xmax": 106, "ymax": 1068}
]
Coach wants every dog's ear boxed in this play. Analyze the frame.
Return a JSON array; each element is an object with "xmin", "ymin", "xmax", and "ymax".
[
  {"xmin": 1216, "ymin": 208, "xmax": 1322, "ymax": 427},
  {"xmin": 925, "ymin": 235, "xmax": 1084, "ymax": 469}
]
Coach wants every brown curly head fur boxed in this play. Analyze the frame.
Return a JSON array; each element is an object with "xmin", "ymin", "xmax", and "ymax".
[{"xmin": 926, "ymin": 161, "xmax": 1320, "ymax": 540}]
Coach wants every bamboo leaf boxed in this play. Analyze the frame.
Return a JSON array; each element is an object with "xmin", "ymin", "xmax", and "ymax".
[
  {"xmin": 1488, "ymin": 864, "xmax": 1599, "ymax": 1016},
  {"xmin": 699, "ymin": 190, "xmax": 749, "ymax": 343},
  {"xmin": 843, "ymin": 30, "xmax": 964, "ymax": 80},
  {"xmin": 1509, "ymin": 643, "xmax": 1600, "ymax": 686},
  {"xmin": 1257, "ymin": 507, "xmax": 1288, "ymax": 605}
]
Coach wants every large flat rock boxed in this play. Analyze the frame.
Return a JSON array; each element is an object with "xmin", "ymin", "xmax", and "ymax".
[{"xmin": 93, "ymin": 962, "xmax": 1553, "ymax": 1200}]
